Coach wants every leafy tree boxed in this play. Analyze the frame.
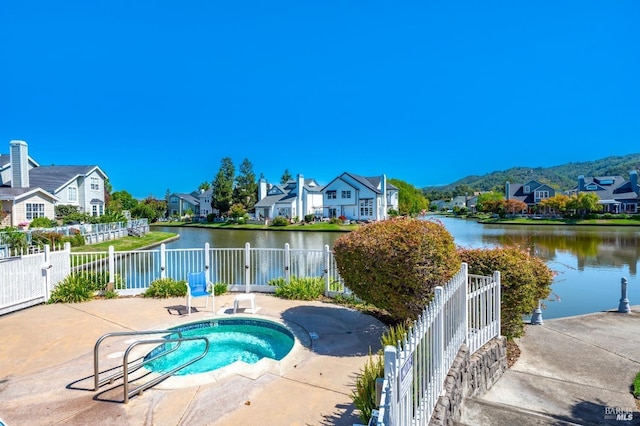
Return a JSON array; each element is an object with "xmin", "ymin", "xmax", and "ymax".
[
  {"xmin": 504, "ymin": 199, "xmax": 528, "ymax": 215},
  {"xmin": 333, "ymin": 217, "xmax": 461, "ymax": 323},
  {"xmin": 131, "ymin": 196, "xmax": 166, "ymax": 222},
  {"xmin": 476, "ymin": 191, "xmax": 505, "ymax": 215},
  {"xmin": 539, "ymin": 193, "xmax": 571, "ymax": 215},
  {"xmin": 198, "ymin": 182, "xmax": 211, "ymax": 191},
  {"xmin": 280, "ymin": 169, "xmax": 292, "ymax": 184},
  {"xmin": 212, "ymin": 157, "xmax": 235, "ymax": 215},
  {"xmin": 569, "ymin": 192, "xmax": 602, "ymax": 216},
  {"xmin": 103, "ymin": 179, "xmax": 113, "ymax": 211},
  {"xmin": 234, "ymin": 158, "xmax": 258, "ymax": 209},
  {"xmin": 108, "ymin": 190, "xmax": 138, "ymax": 213},
  {"xmin": 229, "ymin": 203, "xmax": 247, "ymax": 220},
  {"xmin": 388, "ymin": 178, "xmax": 429, "ymax": 215}
]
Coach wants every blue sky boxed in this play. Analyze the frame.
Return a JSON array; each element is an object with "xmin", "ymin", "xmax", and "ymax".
[{"xmin": 2, "ymin": 1, "xmax": 638, "ymax": 199}]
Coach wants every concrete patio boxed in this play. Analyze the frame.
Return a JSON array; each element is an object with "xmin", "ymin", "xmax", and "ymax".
[{"xmin": 0, "ymin": 293, "xmax": 386, "ymax": 426}]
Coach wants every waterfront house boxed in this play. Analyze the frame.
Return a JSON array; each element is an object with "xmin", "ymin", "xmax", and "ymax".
[
  {"xmin": 505, "ymin": 180, "xmax": 556, "ymax": 212},
  {"xmin": 320, "ymin": 173, "xmax": 398, "ymax": 221},
  {"xmin": 254, "ymin": 174, "xmax": 323, "ymax": 220},
  {"xmin": 0, "ymin": 140, "xmax": 108, "ymax": 226},
  {"xmin": 574, "ymin": 172, "xmax": 639, "ymax": 214},
  {"xmin": 168, "ymin": 192, "xmax": 200, "ymax": 219}
]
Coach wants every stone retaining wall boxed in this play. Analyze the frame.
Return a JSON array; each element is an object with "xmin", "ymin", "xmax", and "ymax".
[{"xmin": 429, "ymin": 336, "xmax": 507, "ymax": 426}]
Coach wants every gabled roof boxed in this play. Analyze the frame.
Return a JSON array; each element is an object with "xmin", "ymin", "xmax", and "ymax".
[
  {"xmin": 22, "ymin": 165, "xmax": 108, "ymax": 194},
  {"xmin": 323, "ymin": 172, "xmax": 398, "ymax": 193},
  {"xmin": 0, "ymin": 186, "xmax": 58, "ymax": 202},
  {"xmin": 578, "ymin": 175, "xmax": 637, "ymax": 202},
  {"xmin": 170, "ymin": 192, "xmax": 200, "ymax": 205}
]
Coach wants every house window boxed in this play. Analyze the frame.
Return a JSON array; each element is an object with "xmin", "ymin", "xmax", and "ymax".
[
  {"xmin": 341, "ymin": 190, "xmax": 351, "ymax": 199},
  {"xmin": 68, "ymin": 187, "xmax": 77, "ymax": 202},
  {"xmin": 360, "ymin": 199, "xmax": 373, "ymax": 217},
  {"xmin": 92, "ymin": 205, "xmax": 98, "ymax": 216},
  {"xmin": 535, "ymin": 190, "xmax": 549, "ymax": 200},
  {"xmin": 90, "ymin": 177, "xmax": 100, "ymax": 191},
  {"xmin": 327, "ymin": 191, "xmax": 337, "ymax": 199},
  {"xmin": 26, "ymin": 203, "xmax": 45, "ymax": 220},
  {"xmin": 328, "ymin": 208, "xmax": 337, "ymax": 218},
  {"xmin": 171, "ymin": 197, "xmax": 178, "ymax": 203},
  {"xmin": 524, "ymin": 185, "xmax": 530, "ymax": 194}
]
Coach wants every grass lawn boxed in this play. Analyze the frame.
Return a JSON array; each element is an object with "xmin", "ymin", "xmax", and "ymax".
[{"xmin": 71, "ymin": 231, "xmax": 178, "ymax": 252}]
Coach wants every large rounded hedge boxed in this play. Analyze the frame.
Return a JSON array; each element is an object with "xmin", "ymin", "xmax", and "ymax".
[{"xmin": 333, "ymin": 217, "xmax": 461, "ymax": 323}]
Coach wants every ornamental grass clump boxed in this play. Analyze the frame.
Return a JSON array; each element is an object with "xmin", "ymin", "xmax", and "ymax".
[
  {"xmin": 333, "ymin": 217, "xmax": 461, "ymax": 324},
  {"xmin": 458, "ymin": 246, "xmax": 554, "ymax": 339}
]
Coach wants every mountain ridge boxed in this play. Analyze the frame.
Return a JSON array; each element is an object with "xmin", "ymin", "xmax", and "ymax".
[{"xmin": 423, "ymin": 153, "xmax": 640, "ymax": 194}]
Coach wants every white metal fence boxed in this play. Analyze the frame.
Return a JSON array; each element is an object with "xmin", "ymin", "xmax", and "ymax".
[
  {"xmin": 377, "ymin": 263, "xmax": 501, "ymax": 425},
  {"xmin": 68, "ymin": 242, "xmax": 343, "ymax": 296}
]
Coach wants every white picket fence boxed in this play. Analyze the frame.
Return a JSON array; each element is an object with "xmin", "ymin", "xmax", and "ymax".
[
  {"xmin": 376, "ymin": 263, "xmax": 501, "ymax": 425},
  {"xmin": 0, "ymin": 245, "xmax": 71, "ymax": 316}
]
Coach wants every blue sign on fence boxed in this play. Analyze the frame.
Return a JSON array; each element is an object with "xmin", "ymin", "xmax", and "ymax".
[{"xmin": 399, "ymin": 356, "xmax": 413, "ymax": 400}]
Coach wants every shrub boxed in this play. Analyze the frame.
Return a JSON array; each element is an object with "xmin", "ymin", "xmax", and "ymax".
[
  {"xmin": 49, "ymin": 273, "xmax": 95, "ymax": 303},
  {"xmin": 458, "ymin": 246, "xmax": 554, "ymax": 339},
  {"xmin": 269, "ymin": 276, "xmax": 324, "ymax": 300},
  {"xmin": 212, "ymin": 282, "xmax": 228, "ymax": 296},
  {"xmin": 144, "ymin": 278, "xmax": 187, "ymax": 298},
  {"xmin": 304, "ymin": 214, "xmax": 315, "ymax": 223},
  {"xmin": 633, "ymin": 371, "xmax": 640, "ymax": 398},
  {"xmin": 333, "ymin": 217, "xmax": 461, "ymax": 323},
  {"xmin": 329, "ymin": 217, "xmax": 342, "ymax": 225},
  {"xmin": 271, "ymin": 216, "xmax": 289, "ymax": 227},
  {"xmin": 29, "ymin": 217, "xmax": 57, "ymax": 228},
  {"xmin": 352, "ymin": 351, "xmax": 384, "ymax": 424}
]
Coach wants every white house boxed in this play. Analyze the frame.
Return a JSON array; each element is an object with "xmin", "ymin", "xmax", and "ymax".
[
  {"xmin": 321, "ymin": 173, "xmax": 398, "ymax": 221},
  {"xmin": 0, "ymin": 140, "xmax": 108, "ymax": 226},
  {"xmin": 254, "ymin": 174, "xmax": 323, "ymax": 220}
]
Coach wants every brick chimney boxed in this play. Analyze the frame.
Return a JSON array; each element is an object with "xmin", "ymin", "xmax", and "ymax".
[{"xmin": 10, "ymin": 140, "xmax": 29, "ymax": 188}]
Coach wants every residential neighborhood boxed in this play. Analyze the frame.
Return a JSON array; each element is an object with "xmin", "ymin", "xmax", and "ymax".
[{"xmin": 0, "ymin": 140, "xmax": 108, "ymax": 227}]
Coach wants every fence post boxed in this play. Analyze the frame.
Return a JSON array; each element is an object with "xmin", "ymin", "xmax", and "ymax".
[
  {"xmin": 323, "ymin": 245, "xmax": 330, "ymax": 297},
  {"xmin": 435, "ymin": 286, "xmax": 445, "ymax": 386},
  {"xmin": 284, "ymin": 243, "xmax": 291, "ymax": 283},
  {"xmin": 204, "ymin": 243, "xmax": 210, "ymax": 281},
  {"xmin": 462, "ymin": 263, "xmax": 468, "ymax": 347},
  {"xmin": 108, "ymin": 246, "xmax": 115, "ymax": 291},
  {"xmin": 245, "ymin": 242, "xmax": 251, "ymax": 293},
  {"xmin": 43, "ymin": 244, "xmax": 51, "ymax": 302},
  {"xmin": 618, "ymin": 277, "xmax": 630, "ymax": 313},
  {"xmin": 160, "ymin": 243, "xmax": 166, "ymax": 279},
  {"xmin": 494, "ymin": 270, "xmax": 501, "ymax": 335},
  {"xmin": 531, "ymin": 300, "xmax": 543, "ymax": 325},
  {"xmin": 383, "ymin": 345, "xmax": 398, "ymax": 426}
]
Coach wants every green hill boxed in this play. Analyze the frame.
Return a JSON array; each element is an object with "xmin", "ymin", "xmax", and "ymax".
[{"xmin": 423, "ymin": 153, "xmax": 640, "ymax": 197}]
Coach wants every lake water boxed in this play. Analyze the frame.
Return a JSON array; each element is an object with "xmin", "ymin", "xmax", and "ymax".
[{"xmin": 155, "ymin": 219, "xmax": 639, "ymax": 319}]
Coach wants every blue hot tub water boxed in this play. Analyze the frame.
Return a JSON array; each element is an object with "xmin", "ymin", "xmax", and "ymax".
[{"xmin": 144, "ymin": 319, "xmax": 295, "ymax": 376}]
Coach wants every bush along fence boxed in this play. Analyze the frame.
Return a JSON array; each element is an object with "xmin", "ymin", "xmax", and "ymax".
[
  {"xmin": 1, "ymin": 242, "xmax": 346, "ymax": 315},
  {"xmin": 376, "ymin": 263, "xmax": 501, "ymax": 425}
]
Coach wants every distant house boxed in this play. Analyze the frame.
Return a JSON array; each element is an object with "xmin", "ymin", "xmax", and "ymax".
[
  {"xmin": 254, "ymin": 174, "xmax": 323, "ymax": 220},
  {"xmin": 197, "ymin": 188, "xmax": 215, "ymax": 218},
  {"xmin": 0, "ymin": 140, "xmax": 108, "ymax": 226},
  {"xmin": 574, "ymin": 172, "xmax": 639, "ymax": 214},
  {"xmin": 168, "ymin": 192, "xmax": 200, "ymax": 218},
  {"xmin": 505, "ymin": 180, "xmax": 556, "ymax": 211},
  {"xmin": 320, "ymin": 173, "xmax": 398, "ymax": 221}
]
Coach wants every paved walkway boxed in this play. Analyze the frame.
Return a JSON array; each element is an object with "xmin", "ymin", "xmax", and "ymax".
[
  {"xmin": 0, "ymin": 294, "xmax": 386, "ymax": 426},
  {"xmin": 460, "ymin": 307, "xmax": 640, "ymax": 426}
]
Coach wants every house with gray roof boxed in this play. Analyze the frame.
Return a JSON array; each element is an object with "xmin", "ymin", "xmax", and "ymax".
[
  {"xmin": 168, "ymin": 192, "xmax": 201, "ymax": 219},
  {"xmin": 505, "ymin": 180, "xmax": 556, "ymax": 211},
  {"xmin": 0, "ymin": 140, "xmax": 108, "ymax": 227},
  {"xmin": 254, "ymin": 174, "xmax": 323, "ymax": 220},
  {"xmin": 575, "ymin": 172, "xmax": 639, "ymax": 214},
  {"xmin": 320, "ymin": 172, "xmax": 398, "ymax": 221}
]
